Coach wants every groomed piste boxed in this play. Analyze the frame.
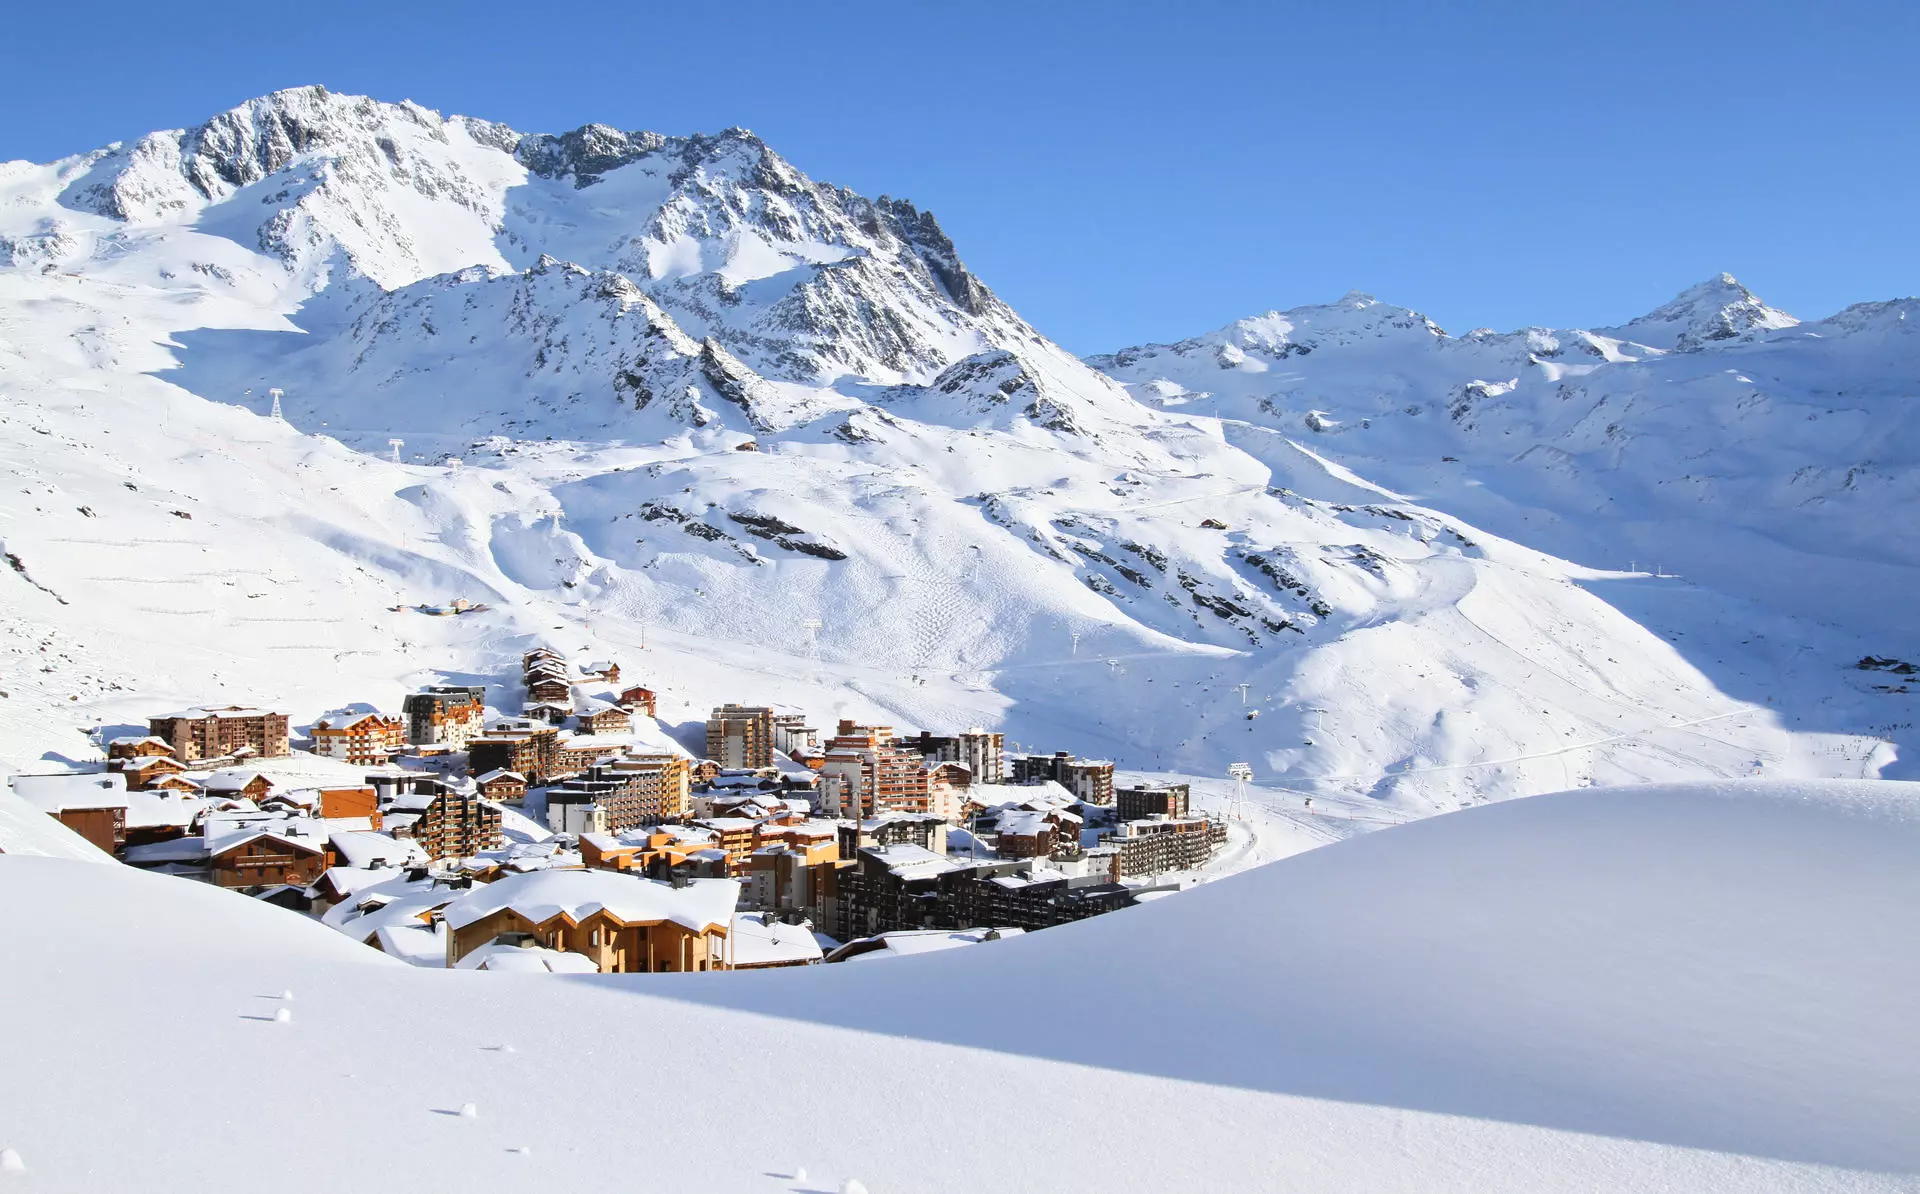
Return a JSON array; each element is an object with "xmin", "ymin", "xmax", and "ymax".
[{"xmin": 0, "ymin": 777, "xmax": 1914, "ymax": 1192}]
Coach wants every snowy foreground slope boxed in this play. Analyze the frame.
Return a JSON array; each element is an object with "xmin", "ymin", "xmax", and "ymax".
[
  {"xmin": 1, "ymin": 86, "xmax": 1912, "ymax": 811},
  {"xmin": 1, "ymin": 779, "xmax": 1915, "ymax": 1192}
]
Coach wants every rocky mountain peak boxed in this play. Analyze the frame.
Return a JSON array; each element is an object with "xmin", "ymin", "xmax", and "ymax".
[{"xmin": 1605, "ymin": 272, "xmax": 1799, "ymax": 352}]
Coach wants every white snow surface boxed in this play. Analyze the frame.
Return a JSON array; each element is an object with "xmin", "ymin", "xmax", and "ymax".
[{"xmin": 0, "ymin": 778, "xmax": 1916, "ymax": 1190}]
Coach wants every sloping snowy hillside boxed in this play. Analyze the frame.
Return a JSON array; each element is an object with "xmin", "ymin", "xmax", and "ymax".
[
  {"xmin": 0, "ymin": 779, "xmax": 1914, "ymax": 1191},
  {"xmin": 0, "ymin": 87, "xmax": 1911, "ymax": 813}
]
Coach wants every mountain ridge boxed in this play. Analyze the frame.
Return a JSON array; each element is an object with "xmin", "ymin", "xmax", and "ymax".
[{"xmin": 0, "ymin": 85, "xmax": 1912, "ymax": 812}]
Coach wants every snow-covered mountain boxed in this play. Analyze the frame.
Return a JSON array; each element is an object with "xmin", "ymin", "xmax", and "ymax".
[{"xmin": 1, "ymin": 86, "xmax": 1912, "ymax": 812}]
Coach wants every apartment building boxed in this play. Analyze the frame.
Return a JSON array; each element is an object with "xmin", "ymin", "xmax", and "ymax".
[
  {"xmin": 1113, "ymin": 815, "xmax": 1225, "ymax": 877},
  {"xmin": 820, "ymin": 721, "xmax": 930, "ymax": 819},
  {"xmin": 396, "ymin": 790, "xmax": 504, "ymax": 861},
  {"xmin": 707, "ymin": 704, "xmax": 776, "ymax": 769},
  {"xmin": 400, "ymin": 688, "xmax": 486, "ymax": 748},
  {"xmin": 1115, "ymin": 783, "xmax": 1191, "ymax": 822},
  {"xmin": 310, "ymin": 711, "xmax": 406, "ymax": 765},
  {"xmin": 466, "ymin": 721, "xmax": 561, "ymax": 784},
  {"xmin": 148, "ymin": 706, "xmax": 291, "ymax": 762},
  {"xmin": 907, "ymin": 728, "xmax": 1005, "ymax": 784},
  {"xmin": 544, "ymin": 754, "xmax": 690, "ymax": 832},
  {"xmin": 1012, "ymin": 751, "xmax": 1116, "ymax": 805}
]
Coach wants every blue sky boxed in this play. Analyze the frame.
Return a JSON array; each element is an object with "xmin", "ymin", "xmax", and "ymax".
[{"xmin": 3, "ymin": 0, "xmax": 1913, "ymax": 351}]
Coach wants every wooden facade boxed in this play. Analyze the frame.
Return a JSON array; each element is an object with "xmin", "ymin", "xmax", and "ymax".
[
  {"xmin": 54, "ymin": 806, "xmax": 126, "ymax": 855},
  {"xmin": 119, "ymin": 754, "xmax": 189, "ymax": 791},
  {"xmin": 448, "ymin": 906, "xmax": 728, "ymax": 973},
  {"xmin": 310, "ymin": 713, "xmax": 405, "ymax": 765},
  {"xmin": 209, "ymin": 833, "xmax": 331, "ymax": 888}
]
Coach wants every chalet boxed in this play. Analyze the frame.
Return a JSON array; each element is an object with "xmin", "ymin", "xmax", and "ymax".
[
  {"xmin": 474, "ymin": 769, "xmax": 527, "ymax": 803},
  {"xmin": 10, "ymin": 771, "xmax": 129, "ymax": 855},
  {"xmin": 580, "ymin": 660, "xmax": 621, "ymax": 685},
  {"xmin": 310, "ymin": 711, "xmax": 406, "ymax": 765},
  {"xmin": 577, "ymin": 701, "xmax": 634, "ymax": 736},
  {"xmin": 106, "ymin": 736, "xmax": 174, "ymax": 762},
  {"xmin": 523, "ymin": 701, "xmax": 572, "ymax": 725},
  {"xmin": 527, "ymin": 676, "xmax": 573, "ymax": 704},
  {"xmin": 149, "ymin": 706, "xmax": 291, "ymax": 761},
  {"xmin": 118, "ymin": 753, "xmax": 189, "ymax": 791},
  {"xmin": 201, "ymin": 770, "xmax": 273, "ymax": 803},
  {"xmin": 442, "ymin": 869, "xmax": 740, "ymax": 973},
  {"xmin": 522, "ymin": 647, "xmax": 564, "ymax": 672},
  {"xmin": 208, "ymin": 828, "xmax": 332, "ymax": 889},
  {"xmin": 618, "ymin": 685, "xmax": 658, "ymax": 718}
]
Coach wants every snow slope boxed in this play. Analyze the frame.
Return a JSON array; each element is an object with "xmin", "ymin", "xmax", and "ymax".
[
  {"xmin": 0, "ymin": 86, "xmax": 1910, "ymax": 817},
  {"xmin": 0, "ymin": 778, "xmax": 1914, "ymax": 1191}
]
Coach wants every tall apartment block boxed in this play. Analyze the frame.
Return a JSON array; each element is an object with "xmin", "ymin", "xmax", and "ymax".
[
  {"xmin": 907, "ymin": 728, "xmax": 1005, "ymax": 784},
  {"xmin": 707, "ymin": 704, "xmax": 776, "ymax": 769}
]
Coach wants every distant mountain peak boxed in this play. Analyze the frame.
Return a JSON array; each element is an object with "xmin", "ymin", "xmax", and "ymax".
[{"xmin": 1605, "ymin": 272, "xmax": 1798, "ymax": 352}]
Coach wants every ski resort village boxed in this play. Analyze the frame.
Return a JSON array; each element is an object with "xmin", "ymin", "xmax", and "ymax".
[
  {"xmin": 0, "ymin": 73, "xmax": 1917, "ymax": 1193},
  {"xmin": 8, "ymin": 646, "xmax": 1234, "ymax": 969}
]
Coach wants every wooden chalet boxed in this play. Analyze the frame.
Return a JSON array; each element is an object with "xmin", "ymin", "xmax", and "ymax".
[{"xmin": 209, "ymin": 830, "xmax": 332, "ymax": 889}]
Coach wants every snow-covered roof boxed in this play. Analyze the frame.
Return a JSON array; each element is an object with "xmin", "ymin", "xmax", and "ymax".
[
  {"xmin": 209, "ymin": 828, "xmax": 329, "ymax": 859},
  {"xmin": 122, "ymin": 790, "xmax": 213, "ymax": 829},
  {"xmin": 311, "ymin": 865, "xmax": 404, "ymax": 901},
  {"xmin": 969, "ymin": 780, "xmax": 1076, "ymax": 812},
  {"xmin": 107, "ymin": 735, "xmax": 170, "ymax": 748},
  {"xmin": 9, "ymin": 771, "xmax": 128, "ymax": 811},
  {"xmin": 694, "ymin": 816, "xmax": 760, "ymax": 832},
  {"xmin": 118, "ymin": 754, "xmax": 182, "ymax": 772},
  {"xmin": 456, "ymin": 943, "xmax": 599, "ymax": 974},
  {"xmin": 994, "ymin": 809, "xmax": 1057, "ymax": 836},
  {"xmin": 122, "ymin": 836, "xmax": 212, "ymax": 864},
  {"xmin": 729, "ymin": 913, "xmax": 823, "ymax": 966},
  {"xmin": 372, "ymin": 920, "xmax": 449, "ymax": 968},
  {"xmin": 202, "ymin": 769, "xmax": 271, "ymax": 792},
  {"xmin": 836, "ymin": 926, "xmax": 1024, "ymax": 962},
  {"xmin": 329, "ymin": 830, "xmax": 429, "ymax": 870},
  {"xmin": 156, "ymin": 706, "xmax": 282, "ymax": 720},
  {"xmin": 313, "ymin": 711, "xmax": 393, "ymax": 729},
  {"xmin": 475, "ymin": 769, "xmax": 525, "ymax": 784},
  {"xmin": 441, "ymin": 869, "xmax": 738, "ymax": 934},
  {"xmin": 865, "ymin": 843, "xmax": 965, "ymax": 880}
]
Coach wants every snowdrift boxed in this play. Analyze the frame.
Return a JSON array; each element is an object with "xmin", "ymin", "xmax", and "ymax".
[{"xmin": 0, "ymin": 779, "xmax": 1914, "ymax": 1192}]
